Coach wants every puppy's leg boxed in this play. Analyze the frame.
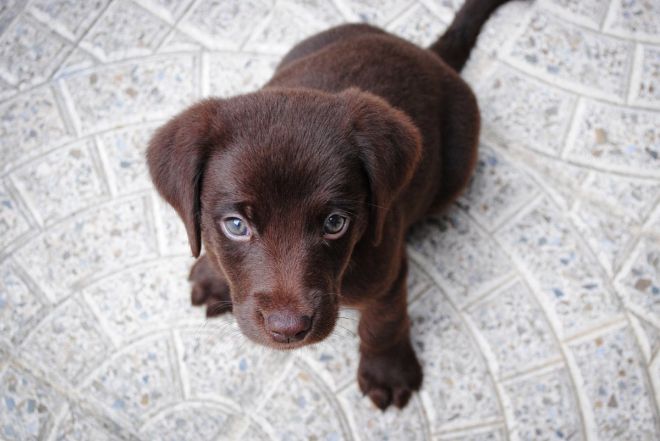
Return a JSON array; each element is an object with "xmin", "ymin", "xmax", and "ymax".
[
  {"xmin": 188, "ymin": 254, "xmax": 232, "ymax": 317},
  {"xmin": 357, "ymin": 257, "xmax": 422, "ymax": 410}
]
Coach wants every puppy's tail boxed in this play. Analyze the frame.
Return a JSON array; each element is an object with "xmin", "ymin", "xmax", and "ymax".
[{"xmin": 429, "ymin": 0, "xmax": 514, "ymax": 72}]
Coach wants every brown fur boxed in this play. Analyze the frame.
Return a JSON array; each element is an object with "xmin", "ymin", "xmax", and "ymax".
[{"xmin": 147, "ymin": 0, "xmax": 514, "ymax": 410}]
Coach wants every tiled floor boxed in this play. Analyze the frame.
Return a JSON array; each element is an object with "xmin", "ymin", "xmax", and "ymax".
[{"xmin": 1, "ymin": 0, "xmax": 659, "ymax": 440}]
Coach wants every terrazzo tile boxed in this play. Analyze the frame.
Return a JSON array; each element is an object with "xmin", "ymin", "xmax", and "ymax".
[
  {"xmin": 29, "ymin": 0, "xmax": 110, "ymax": 41},
  {"xmin": 158, "ymin": 30, "xmax": 203, "ymax": 53},
  {"xmin": 0, "ymin": 0, "xmax": 23, "ymax": 35},
  {"xmin": 0, "ymin": 85, "xmax": 71, "ymax": 173},
  {"xmin": 63, "ymin": 54, "xmax": 197, "ymax": 134},
  {"xmin": 340, "ymin": 385, "xmax": 429, "ymax": 441},
  {"xmin": 244, "ymin": 3, "xmax": 325, "ymax": 54},
  {"xmin": 140, "ymin": 402, "xmax": 235, "ymax": 441},
  {"xmin": 178, "ymin": 326, "xmax": 290, "ymax": 408},
  {"xmin": 335, "ymin": 0, "xmax": 415, "ymax": 26},
  {"xmin": 52, "ymin": 47, "xmax": 98, "ymax": 79},
  {"xmin": 565, "ymin": 99, "xmax": 660, "ymax": 176},
  {"xmin": 298, "ymin": 308, "xmax": 360, "ymax": 391},
  {"xmin": 466, "ymin": 280, "xmax": 561, "ymax": 377},
  {"xmin": 83, "ymin": 335, "xmax": 180, "ymax": 428},
  {"xmin": 458, "ymin": 144, "xmax": 538, "ymax": 231},
  {"xmin": 52, "ymin": 403, "xmax": 137, "ymax": 441},
  {"xmin": 543, "ymin": 0, "xmax": 609, "ymax": 29},
  {"xmin": 157, "ymin": 198, "xmax": 191, "ymax": 255},
  {"xmin": 502, "ymin": 367, "xmax": 583, "ymax": 441},
  {"xmin": 0, "ymin": 259, "xmax": 46, "ymax": 345},
  {"xmin": 475, "ymin": 65, "xmax": 576, "ymax": 156},
  {"xmin": 410, "ymin": 286, "xmax": 502, "ymax": 432},
  {"xmin": 207, "ymin": 52, "xmax": 278, "ymax": 97},
  {"xmin": 387, "ymin": 3, "xmax": 449, "ymax": 48},
  {"xmin": 135, "ymin": 0, "xmax": 194, "ymax": 23},
  {"xmin": 284, "ymin": 0, "xmax": 345, "ymax": 28},
  {"xmin": 631, "ymin": 44, "xmax": 660, "ymax": 107},
  {"xmin": 10, "ymin": 139, "xmax": 107, "ymax": 225},
  {"xmin": 436, "ymin": 428, "xmax": 506, "ymax": 441},
  {"xmin": 0, "ymin": 14, "xmax": 70, "ymax": 88},
  {"xmin": 98, "ymin": 124, "xmax": 158, "ymax": 195},
  {"xmin": 15, "ymin": 196, "xmax": 158, "ymax": 300},
  {"xmin": 238, "ymin": 422, "xmax": 272, "ymax": 441},
  {"xmin": 258, "ymin": 363, "xmax": 350, "ymax": 441},
  {"xmin": 408, "ymin": 209, "xmax": 513, "ymax": 306},
  {"xmin": 19, "ymin": 296, "xmax": 111, "ymax": 386},
  {"xmin": 80, "ymin": 0, "xmax": 171, "ymax": 62},
  {"xmin": 83, "ymin": 258, "xmax": 199, "ymax": 342},
  {"xmin": 617, "ymin": 239, "xmax": 660, "ymax": 320},
  {"xmin": 508, "ymin": 11, "xmax": 633, "ymax": 99},
  {"xmin": 604, "ymin": 0, "xmax": 660, "ymax": 41},
  {"xmin": 569, "ymin": 326, "xmax": 660, "ymax": 440},
  {"xmin": 0, "ymin": 180, "xmax": 31, "ymax": 250},
  {"xmin": 178, "ymin": 0, "xmax": 271, "ymax": 50},
  {"xmin": 497, "ymin": 197, "xmax": 622, "ymax": 336},
  {"xmin": 632, "ymin": 314, "xmax": 660, "ymax": 362},
  {"xmin": 0, "ymin": 365, "xmax": 65, "ymax": 441}
]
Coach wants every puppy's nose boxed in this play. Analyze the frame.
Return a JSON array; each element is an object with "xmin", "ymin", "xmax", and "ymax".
[{"xmin": 265, "ymin": 311, "xmax": 312, "ymax": 343}]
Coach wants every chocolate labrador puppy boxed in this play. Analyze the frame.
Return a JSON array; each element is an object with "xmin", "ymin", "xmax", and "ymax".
[{"xmin": 148, "ymin": 0, "xmax": 513, "ymax": 410}]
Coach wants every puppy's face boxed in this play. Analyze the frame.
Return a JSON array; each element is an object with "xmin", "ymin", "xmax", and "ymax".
[
  {"xmin": 147, "ymin": 88, "xmax": 421, "ymax": 349},
  {"xmin": 200, "ymin": 105, "xmax": 369, "ymax": 348}
]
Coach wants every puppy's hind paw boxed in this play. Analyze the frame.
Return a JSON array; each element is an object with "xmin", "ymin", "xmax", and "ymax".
[{"xmin": 188, "ymin": 255, "xmax": 232, "ymax": 317}]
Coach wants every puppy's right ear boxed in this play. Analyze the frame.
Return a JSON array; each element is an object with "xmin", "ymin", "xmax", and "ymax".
[{"xmin": 147, "ymin": 99, "xmax": 226, "ymax": 258}]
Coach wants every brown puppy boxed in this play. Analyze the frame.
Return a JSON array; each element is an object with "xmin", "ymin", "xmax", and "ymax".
[{"xmin": 147, "ymin": 0, "xmax": 513, "ymax": 410}]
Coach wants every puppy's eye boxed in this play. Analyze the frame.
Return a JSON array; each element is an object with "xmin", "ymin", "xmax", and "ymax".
[
  {"xmin": 323, "ymin": 213, "xmax": 349, "ymax": 239},
  {"xmin": 221, "ymin": 216, "xmax": 252, "ymax": 241}
]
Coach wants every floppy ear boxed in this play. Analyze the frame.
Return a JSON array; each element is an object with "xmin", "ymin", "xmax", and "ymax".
[
  {"xmin": 146, "ymin": 99, "xmax": 226, "ymax": 258},
  {"xmin": 340, "ymin": 88, "xmax": 422, "ymax": 246}
]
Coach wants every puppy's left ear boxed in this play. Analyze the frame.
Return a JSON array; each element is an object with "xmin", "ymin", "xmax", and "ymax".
[
  {"xmin": 147, "ymin": 99, "xmax": 227, "ymax": 258},
  {"xmin": 340, "ymin": 88, "xmax": 422, "ymax": 246}
]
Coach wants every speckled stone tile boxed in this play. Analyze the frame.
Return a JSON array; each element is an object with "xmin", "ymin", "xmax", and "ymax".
[
  {"xmin": 178, "ymin": 0, "xmax": 271, "ymax": 50},
  {"xmin": 497, "ymin": 197, "xmax": 622, "ymax": 336},
  {"xmin": 616, "ymin": 239, "xmax": 660, "ymax": 320},
  {"xmin": 177, "ymin": 326, "xmax": 290, "ymax": 408},
  {"xmin": 83, "ymin": 334, "xmax": 180, "ymax": 428},
  {"xmin": 63, "ymin": 54, "xmax": 197, "ymax": 134},
  {"xmin": 98, "ymin": 124, "xmax": 158, "ymax": 195},
  {"xmin": 458, "ymin": 144, "xmax": 538, "ymax": 231},
  {"xmin": 19, "ymin": 296, "xmax": 110, "ymax": 386},
  {"xmin": 340, "ymin": 385, "xmax": 429, "ymax": 441},
  {"xmin": 29, "ymin": 0, "xmax": 110, "ymax": 41},
  {"xmin": 156, "ymin": 197, "xmax": 191, "ymax": 255},
  {"xmin": 80, "ymin": 0, "xmax": 170, "ymax": 62},
  {"xmin": 0, "ymin": 259, "xmax": 46, "ymax": 345},
  {"xmin": 408, "ymin": 210, "xmax": 513, "ymax": 306},
  {"xmin": 0, "ymin": 0, "xmax": 23, "ymax": 34},
  {"xmin": 0, "ymin": 365, "xmax": 65, "ymax": 440},
  {"xmin": 565, "ymin": 99, "xmax": 660, "ymax": 176},
  {"xmin": 0, "ymin": 14, "xmax": 70, "ymax": 88},
  {"xmin": 83, "ymin": 258, "xmax": 199, "ymax": 342},
  {"xmin": 285, "ymin": 0, "xmax": 346, "ymax": 29},
  {"xmin": 435, "ymin": 427, "xmax": 506, "ymax": 441},
  {"xmin": 52, "ymin": 403, "xmax": 137, "ymax": 441},
  {"xmin": 387, "ymin": 3, "xmax": 449, "ymax": 48},
  {"xmin": 335, "ymin": 0, "xmax": 415, "ymax": 26},
  {"xmin": 207, "ymin": 52, "xmax": 279, "ymax": 97},
  {"xmin": 631, "ymin": 44, "xmax": 660, "ymax": 107},
  {"xmin": 508, "ymin": 11, "xmax": 633, "ymax": 99},
  {"xmin": 475, "ymin": 65, "xmax": 576, "ymax": 156},
  {"xmin": 158, "ymin": 30, "xmax": 203, "ymax": 53},
  {"xmin": 543, "ymin": 0, "xmax": 609, "ymax": 29},
  {"xmin": 0, "ymin": 180, "xmax": 31, "ymax": 250},
  {"xmin": 135, "ymin": 0, "xmax": 194, "ymax": 23},
  {"xmin": 14, "ymin": 196, "xmax": 158, "ymax": 300},
  {"xmin": 140, "ymin": 402, "xmax": 235, "ymax": 441},
  {"xmin": 10, "ymin": 139, "xmax": 107, "ymax": 226},
  {"xmin": 502, "ymin": 367, "xmax": 583, "ymax": 441},
  {"xmin": 466, "ymin": 280, "xmax": 561, "ymax": 377},
  {"xmin": 258, "ymin": 363, "xmax": 350, "ymax": 441},
  {"xmin": 569, "ymin": 326, "xmax": 660, "ymax": 440},
  {"xmin": 410, "ymin": 287, "xmax": 502, "ymax": 432},
  {"xmin": 0, "ymin": 85, "xmax": 71, "ymax": 173},
  {"xmin": 604, "ymin": 0, "xmax": 660, "ymax": 41},
  {"xmin": 53, "ymin": 47, "xmax": 98, "ymax": 79}
]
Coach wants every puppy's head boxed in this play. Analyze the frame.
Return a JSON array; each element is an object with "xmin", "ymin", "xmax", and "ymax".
[{"xmin": 147, "ymin": 88, "xmax": 421, "ymax": 349}]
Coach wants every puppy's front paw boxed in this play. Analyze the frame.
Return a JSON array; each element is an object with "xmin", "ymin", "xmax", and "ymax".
[
  {"xmin": 188, "ymin": 255, "xmax": 232, "ymax": 317},
  {"xmin": 357, "ymin": 341, "xmax": 422, "ymax": 410}
]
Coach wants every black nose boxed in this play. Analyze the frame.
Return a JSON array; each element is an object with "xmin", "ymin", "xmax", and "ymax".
[{"xmin": 265, "ymin": 311, "xmax": 312, "ymax": 343}]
